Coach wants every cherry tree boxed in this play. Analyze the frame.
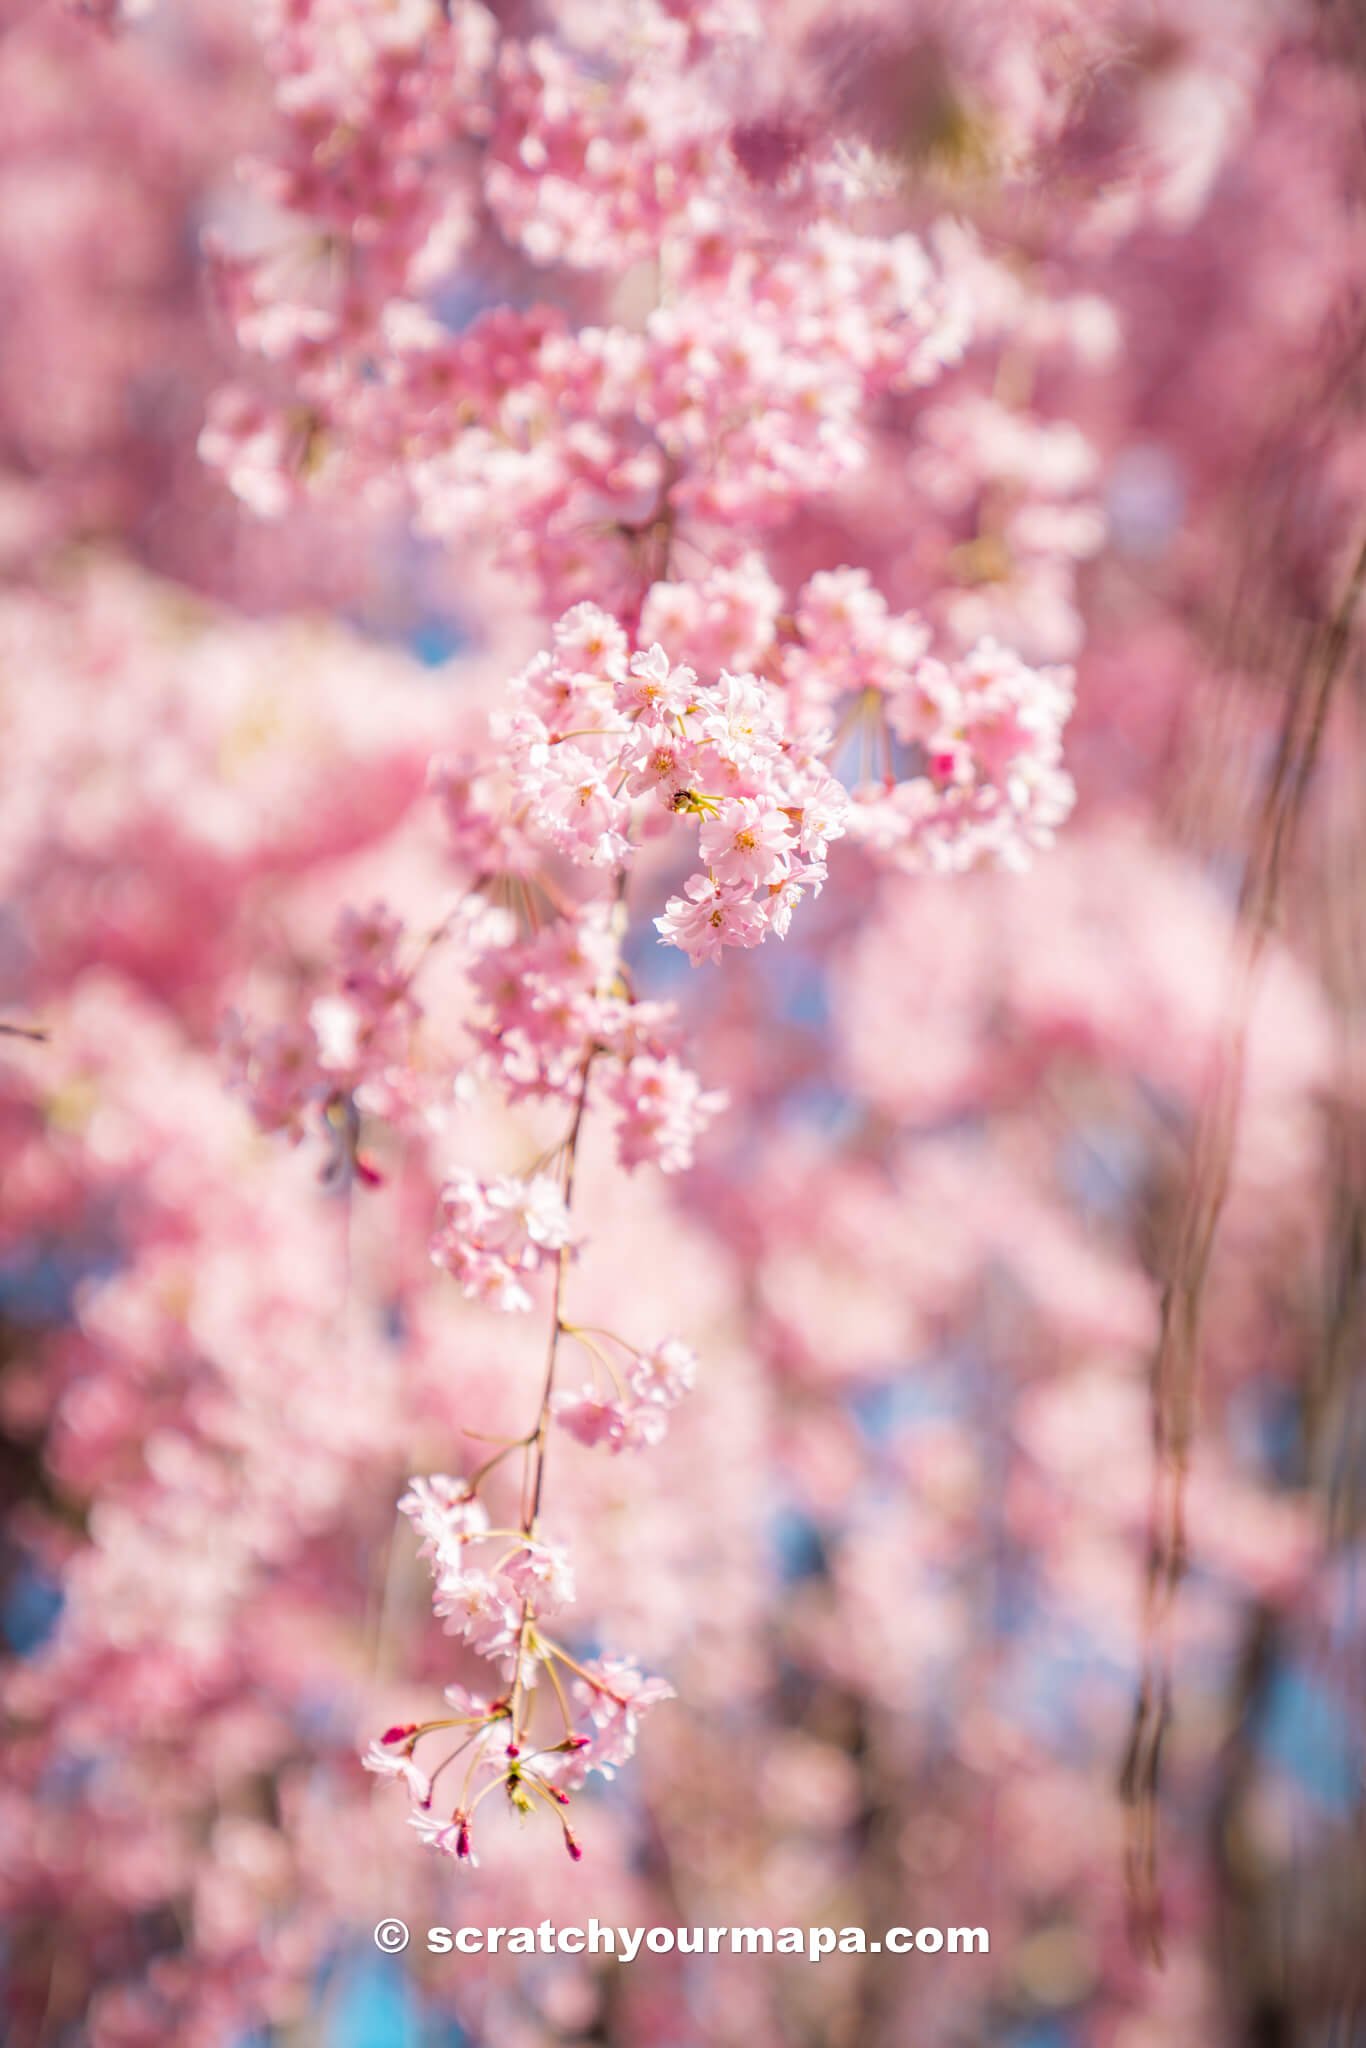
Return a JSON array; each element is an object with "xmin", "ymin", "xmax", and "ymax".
[{"xmin": 0, "ymin": 2, "xmax": 1363, "ymax": 2046}]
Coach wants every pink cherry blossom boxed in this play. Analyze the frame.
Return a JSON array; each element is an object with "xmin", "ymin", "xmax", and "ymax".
[
  {"xmin": 654, "ymin": 874, "xmax": 769, "ymax": 964},
  {"xmin": 361, "ymin": 1740, "xmax": 432, "ymax": 1808},
  {"xmin": 628, "ymin": 1338, "xmax": 697, "ymax": 1408},
  {"xmin": 549, "ymin": 1389, "xmax": 634, "ymax": 1452},
  {"xmin": 575, "ymin": 1658, "xmax": 677, "ymax": 1772},
  {"xmin": 606, "ymin": 1054, "xmax": 726, "ymax": 1174},
  {"xmin": 500, "ymin": 1540, "xmax": 576, "ymax": 1615},
  {"xmin": 397, "ymin": 1476, "xmax": 490, "ymax": 1567},
  {"xmin": 697, "ymin": 797, "xmax": 795, "ymax": 888},
  {"xmin": 408, "ymin": 1808, "xmax": 476, "ymax": 1863},
  {"xmin": 430, "ymin": 1171, "xmax": 574, "ymax": 1311},
  {"xmin": 431, "ymin": 1570, "xmax": 521, "ymax": 1657}
]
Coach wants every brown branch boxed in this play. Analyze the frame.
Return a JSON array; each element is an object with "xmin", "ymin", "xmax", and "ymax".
[{"xmin": 1124, "ymin": 532, "xmax": 1366, "ymax": 1957}]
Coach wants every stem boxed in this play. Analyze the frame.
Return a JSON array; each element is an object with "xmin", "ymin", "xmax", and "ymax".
[
  {"xmin": 413, "ymin": 1713, "xmax": 498, "ymax": 1737},
  {"xmin": 525, "ymin": 1050, "xmax": 596, "ymax": 1535},
  {"xmin": 537, "ymin": 1635, "xmax": 626, "ymax": 1704},
  {"xmin": 560, "ymin": 1325, "xmax": 628, "ymax": 1399},
  {"xmin": 509, "ymin": 1049, "xmax": 596, "ymax": 1740},
  {"xmin": 541, "ymin": 1650, "xmax": 576, "ymax": 1736},
  {"xmin": 401, "ymin": 874, "xmax": 493, "ymax": 994},
  {"xmin": 462, "ymin": 1438, "xmax": 534, "ymax": 1490},
  {"xmin": 562, "ymin": 1322, "xmax": 635, "ymax": 1351},
  {"xmin": 425, "ymin": 1727, "xmax": 488, "ymax": 1793}
]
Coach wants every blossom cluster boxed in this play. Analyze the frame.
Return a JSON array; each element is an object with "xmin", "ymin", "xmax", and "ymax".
[
  {"xmin": 363, "ymin": 1469, "xmax": 676, "ymax": 1863},
  {"xmin": 550, "ymin": 1333, "xmax": 697, "ymax": 1455},
  {"xmin": 783, "ymin": 569, "xmax": 1077, "ymax": 870},
  {"xmin": 430, "ymin": 1172, "xmax": 573, "ymax": 1314},
  {"xmin": 493, "ymin": 601, "xmax": 848, "ymax": 958},
  {"xmin": 223, "ymin": 900, "xmax": 422, "ymax": 1177}
]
